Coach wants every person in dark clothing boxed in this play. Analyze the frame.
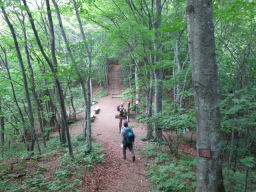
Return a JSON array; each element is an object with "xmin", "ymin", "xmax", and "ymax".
[
  {"xmin": 119, "ymin": 102, "xmax": 124, "ymax": 117},
  {"xmin": 121, "ymin": 120, "xmax": 135, "ymax": 162}
]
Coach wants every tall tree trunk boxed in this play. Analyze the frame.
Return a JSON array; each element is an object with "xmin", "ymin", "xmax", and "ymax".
[
  {"xmin": 0, "ymin": 98, "xmax": 4, "ymax": 145},
  {"xmin": 70, "ymin": 91, "xmax": 76, "ymax": 117},
  {"xmin": 146, "ymin": 71, "xmax": 153, "ymax": 139},
  {"xmin": 52, "ymin": 0, "xmax": 88, "ymax": 127},
  {"xmin": 21, "ymin": 0, "xmax": 73, "ymax": 157},
  {"xmin": 174, "ymin": 33, "xmax": 182, "ymax": 108},
  {"xmin": 143, "ymin": 2, "xmax": 154, "ymax": 140},
  {"xmin": 153, "ymin": 0, "xmax": 163, "ymax": 142},
  {"xmin": 229, "ymin": 128, "xmax": 235, "ymax": 167},
  {"xmin": 233, "ymin": 135, "xmax": 240, "ymax": 171},
  {"xmin": 35, "ymin": 56, "xmax": 58, "ymax": 140},
  {"xmin": 134, "ymin": 59, "xmax": 139, "ymax": 107},
  {"xmin": 17, "ymin": 12, "xmax": 47, "ymax": 149},
  {"xmin": 186, "ymin": 1, "xmax": 225, "ymax": 191},
  {"xmin": 244, "ymin": 168, "xmax": 249, "ymax": 192},
  {"xmin": 45, "ymin": 0, "xmax": 73, "ymax": 157},
  {"xmin": 1, "ymin": 4, "xmax": 39, "ymax": 152},
  {"xmin": 73, "ymin": 0, "xmax": 92, "ymax": 151},
  {"xmin": 0, "ymin": 47, "xmax": 29, "ymax": 150},
  {"xmin": 22, "ymin": 0, "xmax": 66, "ymax": 144}
]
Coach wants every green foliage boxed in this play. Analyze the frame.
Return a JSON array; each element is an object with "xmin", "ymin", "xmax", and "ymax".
[
  {"xmin": 13, "ymin": 171, "xmax": 82, "ymax": 192},
  {"xmin": 135, "ymin": 113, "xmax": 148, "ymax": 124},
  {"xmin": 223, "ymin": 167, "xmax": 256, "ymax": 192},
  {"xmin": 240, "ymin": 156, "xmax": 255, "ymax": 168},
  {"xmin": 136, "ymin": 100, "xmax": 196, "ymax": 135},
  {"xmin": 221, "ymin": 88, "xmax": 256, "ymax": 162},
  {"xmin": 72, "ymin": 143, "xmax": 105, "ymax": 167},
  {"xmin": 0, "ymin": 133, "xmax": 105, "ymax": 191},
  {"xmin": 94, "ymin": 89, "xmax": 108, "ymax": 100},
  {"xmin": 75, "ymin": 133, "xmax": 86, "ymax": 142},
  {"xmin": 0, "ymin": 142, "xmax": 27, "ymax": 161},
  {"xmin": 120, "ymin": 88, "xmax": 135, "ymax": 102},
  {"xmin": 141, "ymin": 143, "xmax": 166, "ymax": 160},
  {"xmin": 47, "ymin": 136, "xmax": 61, "ymax": 150},
  {"xmin": 160, "ymin": 108, "xmax": 196, "ymax": 132},
  {"xmin": 221, "ymin": 88, "xmax": 256, "ymax": 132},
  {"xmin": 141, "ymin": 143, "xmax": 196, "ymax": 192},
  {"xmin": 0, "ymin": 180, "xmax": 19, "ymax": 192},
  {"xmin": 1, "ymin": 0, "xmax": 256, "ymax": 191},
  {"xmin": 99, "ymin": 90, "xmax": 108, "ymax": 97}
]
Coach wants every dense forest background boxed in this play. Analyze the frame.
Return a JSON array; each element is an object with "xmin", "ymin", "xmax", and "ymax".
[{"xmin": 0, "ymin": 0, "xmax": 255, "ymax": 191}]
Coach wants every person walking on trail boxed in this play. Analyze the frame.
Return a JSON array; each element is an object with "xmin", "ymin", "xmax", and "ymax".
[
  {"xmin": 117, "ymin": 102, "xmax": 126, "ymax": 133},
  {"xmin": 121, "ymin": 120, "xmax": 135, "ymax": 162},
  {"xmin": 119, "ymin": 102, "xmax": 124, "ymax": 117}
]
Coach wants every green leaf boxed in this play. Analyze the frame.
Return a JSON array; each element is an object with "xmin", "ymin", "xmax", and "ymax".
[{"xmin": 240, "ymin": 156, "xmax": 255, "ymax": 168}]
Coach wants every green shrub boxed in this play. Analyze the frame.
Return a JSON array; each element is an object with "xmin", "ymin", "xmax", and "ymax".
[
  {"xmin": 223, "ymin": 166, "xmax": 256, "ymax": 192},
  {"xmin": 142, "ymin": 143, "xmax": 196, "ymax": 192},
  {"xmin": 0, "ymin": 136, "xmax": 105, "ymax": 192}
]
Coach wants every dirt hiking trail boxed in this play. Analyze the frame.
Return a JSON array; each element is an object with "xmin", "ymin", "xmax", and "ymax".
[{"xmin": 70, "ymin": 64, "xmax": 152, "ymax": 192}]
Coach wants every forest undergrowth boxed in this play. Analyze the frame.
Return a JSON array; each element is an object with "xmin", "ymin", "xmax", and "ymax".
[
  {"xmin": 0, "ymin": 134, "xmax": 104, "ymax": 192},
  {"xmin": 140, "ymin": 139, "xmax": 256, "ymax": 192}
]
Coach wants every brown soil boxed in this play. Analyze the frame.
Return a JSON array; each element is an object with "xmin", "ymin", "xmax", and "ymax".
[{"xmin": 68, "ymin": 64, "xmax": 152, "ymax": 192}]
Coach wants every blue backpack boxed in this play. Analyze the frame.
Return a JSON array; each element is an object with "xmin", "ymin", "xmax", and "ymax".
[{"xmin": 124, "ymin": 128, "xmax": 135, "ymax": 143}]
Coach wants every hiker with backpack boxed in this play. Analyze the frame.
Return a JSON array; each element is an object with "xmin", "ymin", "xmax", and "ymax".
[
  {"xmin": 116, "ymin": 102, "xmax": 127, "ymax": 133},
  {"xmin": 117, "ymin": 102, "xmax": 125, "ymax": 117},
  {"xmin": 121, "ymin": 120, "xmax": 135, "ymax": 162}
]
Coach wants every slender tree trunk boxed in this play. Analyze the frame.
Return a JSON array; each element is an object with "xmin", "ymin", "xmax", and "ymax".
[
  {"xmin": 35, "ymin": 0, "xmax": 50, "ymax": 45},
  {"xmin": 179, "ymin": 69, "xmax": 189, "ymax": 109},
  {"xmin": 153, "ymin": 0, "xmax": 163, "ymax": 142},
  {"xmin": 73, "ymin": 0, "xmax": 92, "ymax": 151},
  {"xmin": 45, "ymin": 0, "xmax": 73, "ymax": 157},
  {"xmin": 233, "ymin": 135, "xmax": 240, "ymax": 171},
  {"xmin": 17, "ymin": 13, "xmax": 47, "ymax": 149},
  {"xmin": 1, "ymin": 4, "xmax": 39, "ymax": 152},
  {"xmin": 173, "ymin": 67, "xmax": 176, "ymax": 108},
  {"xmin": 86, "ymin": 74, "xmax": 92, "ymax": 150},
  {"xmin": 0, "ymin": 98, "xmax": 4, "ymax": 145},
  {"xmin": 146, "ymin": 71, "xmax": 153, "ymax": 139},
  {"xmin": 52, "ymin": 0, "xmax": 89, "ymax": 124},
  {"xmin": 187, "ymin": 0, "xmax": 225, "ymax": 191},
  {"xmin": 0, "ymin": 47, "xmax": 29, "ymax": 150},
  {"xmin": 36, "ymin": 56, "xmax": 58, "ymax": 140},
  {"xmin": 80, "ymin": 80, "xmax": 88, "ymax": 136},
  {"xmin": 52, "ymin": 0, "xmax": 89, "ymax": 146},
  {"xmin": 143, "ymin": 2, "xmax": 154, "ymax": 140},
  {"xmin": 22, "ymin": 0, "xmax": 73, "ymax": 157},
  {"xmin": 174, "ymin": 34, "xmax": 182, "ymax": 108},
  {"xmin": 129, "ymin": 64, "xmax": 133, "ymax": 89},
  {"xmin": 70, "ymin": 94, "xmax": 76, "ymax": 117},
  {"xmin": 244, "ymin": 168, "xmax": 249, "ymax": 192},
  {"xmin": 134, "ymin": 59, "xmax": 139, "ymax": 108},
  {"xmin": 229, "ymin": 128, "xmax": 235, "ymax": 167}
]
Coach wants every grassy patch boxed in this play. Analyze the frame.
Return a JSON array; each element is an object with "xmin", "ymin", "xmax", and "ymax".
[{"xmin": 0, "ymin": 134, "xmax": 105, "ymax": 192}]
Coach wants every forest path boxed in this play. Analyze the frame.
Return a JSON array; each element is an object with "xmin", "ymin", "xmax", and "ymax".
[{"xmin": 69, "ymin": 64, "xmax": 152, "ymax": 192}]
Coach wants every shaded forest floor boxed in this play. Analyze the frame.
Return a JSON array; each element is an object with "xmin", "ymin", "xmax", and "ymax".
[
  {"xmin": 71, "ymin": 64, "xmax": 153, "ymax": 191},
  {"xmin": 0, "ymin": 64, "xmax": 198, "ymax": 192},
  {"xmin": 69, "ymin": 95, "xmax": 153, "ymax": 192}
]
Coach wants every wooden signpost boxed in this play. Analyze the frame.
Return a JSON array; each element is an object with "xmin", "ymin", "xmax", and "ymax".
[{"xmin": 199, "ymin": 148, "xmax": 211, "ymax": 158}]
